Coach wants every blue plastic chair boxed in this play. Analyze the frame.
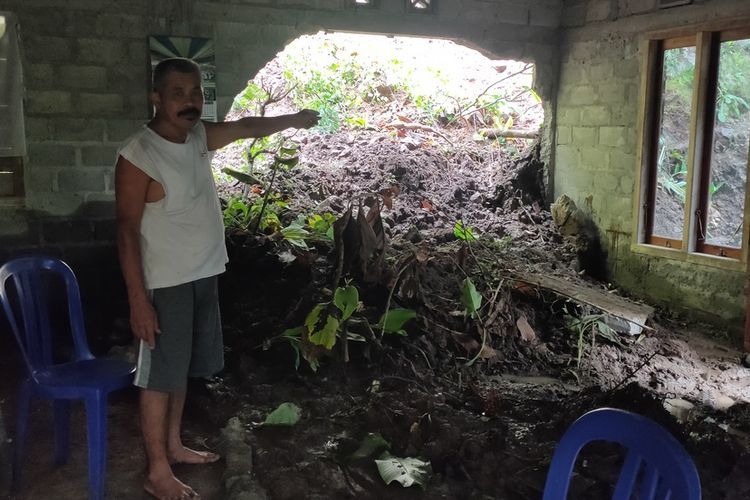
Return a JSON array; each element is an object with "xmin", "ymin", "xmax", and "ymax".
[
  {"xmin": 542, "ymin": 407, "xmax": 701, "ymax": 500},
  {"xmin": 0, "ymin": 256, "xmax": 136, "ymax": 500}
]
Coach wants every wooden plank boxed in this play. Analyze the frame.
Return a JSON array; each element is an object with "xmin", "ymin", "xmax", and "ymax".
[{"xmin": 512, "ymin": 272, "xmax": 654, "ymax": 335}]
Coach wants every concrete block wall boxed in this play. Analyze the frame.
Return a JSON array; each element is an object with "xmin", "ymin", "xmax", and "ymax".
[{"xmin": 555, "ymin": 0, "xmax": 750, "ymax": 327}]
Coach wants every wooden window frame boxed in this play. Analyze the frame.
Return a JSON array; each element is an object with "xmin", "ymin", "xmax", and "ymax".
[{"xmin": 633, "ymin": 25, "xmax": 750, "ymax": 270}]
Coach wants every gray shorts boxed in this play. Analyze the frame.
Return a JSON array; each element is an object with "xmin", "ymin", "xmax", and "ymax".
[{"xmin": 134, "ymin": 275, "xmax": 224, "ymax": 392}]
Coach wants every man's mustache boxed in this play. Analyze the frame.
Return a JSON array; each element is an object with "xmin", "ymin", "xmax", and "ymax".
[{"xmin": 178, "ymin": 107, "xmax": 200, "ymax": 118}]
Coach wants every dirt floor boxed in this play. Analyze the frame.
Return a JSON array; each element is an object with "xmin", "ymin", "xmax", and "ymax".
[
  {"xmin": 3, "ymin": 36, "xmax": 750, "ymax": 500},
  {"xmin": 0, "ymin": 336, "xmax": 224, "ymax": 500}
]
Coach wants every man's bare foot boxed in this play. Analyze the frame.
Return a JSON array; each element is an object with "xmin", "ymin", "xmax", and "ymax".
[
  {"xmin": 168, "ymin": 445, "xmax": 220, "ymax": 465},
  {"xmin": 144, "ymin": 473, "xmax": 198, "ymax": 500}
]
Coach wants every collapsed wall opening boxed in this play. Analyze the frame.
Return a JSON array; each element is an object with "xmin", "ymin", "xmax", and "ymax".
[{"xmin": 212, "ymin": 32, "xmax": 547, "ymax": 254}]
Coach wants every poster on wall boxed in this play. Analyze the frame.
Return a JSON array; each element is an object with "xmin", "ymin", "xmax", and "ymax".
[{"xmin": 148, "ymin": 35, "xmax": 217, "ymax": 122}]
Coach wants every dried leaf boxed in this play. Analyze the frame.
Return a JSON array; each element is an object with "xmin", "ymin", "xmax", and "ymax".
[
  {"xmin": 414, "ymin": 245, "xmax": 429, "ymax": 264},
  {"xmin": 381, "ymin": 191, "xmax": 394, "ymax": 210},
  {"xmin": 420, "ymin": 199, "xmax": 434, "ymax": 211},
  {"xmin": 516, "ymin": 315, "xmax": 537, "ymax": 343},
  {"xmin": 375, "ymin": 454, "xmax": 431, "ymax": 490},
  {"xmin": 451, "ymin": 332, "xmax": 479, "ymax": 353},
  {"xmin": 479, "ymin": 344, "xmax": 498, "ymax": 359}
]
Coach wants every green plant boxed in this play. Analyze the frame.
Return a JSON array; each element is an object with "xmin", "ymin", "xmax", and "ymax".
[
  {"xmin": 461, "ymin": 277, "xmax": 482, "ymax": 320},
  {"xmin": 709, "ymin": 181, "xmax": 724, "ymax": 198},
  {"xmin": 656, "ymin": 141, "xmax": 688, "ymax": 201},
  {"xmin": 223, "ymin": 193, "xmax": 288, "ymax": 233},
  {"xmin": 271, "ymin": 282, "xmax": 416, "ymax": 371},
  {"xmin": 376, "ymin": 308, "xmax": 416, "ymax": 336},
  {"xmin": 280, "ymin": 215, "xmax": 311, "ymax": 249},
  {"xmin": 564, "ymin": 313, "xmax": 623, "ymax": 370},
  {"xmin": 716, "ymin": 85, "xmax": 749, "ymax": 123},
  {"xmin": 261, "ymin": 402, "xmax": 302, "ymax": 427},
  {"xmin": 306, "ymin": 212, "xmax": 336, "ymax": 241},
  {"xmin": 453, "ymin": 220, "xmax": 477, "ymax": 241},
  {"xmin": 231, "ymin": 82, "xmax": 269, "ymax": 113}
]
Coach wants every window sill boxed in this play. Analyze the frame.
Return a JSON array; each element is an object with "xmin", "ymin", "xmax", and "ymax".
[{"xmin": 630, "ymin": 242, "xmax": 746, "ymax": 272}]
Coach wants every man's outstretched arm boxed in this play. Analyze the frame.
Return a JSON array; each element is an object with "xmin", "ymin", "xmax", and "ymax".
[{"xmin": 204, "ymin": 109, "xmax": 320, "ymax": 151}]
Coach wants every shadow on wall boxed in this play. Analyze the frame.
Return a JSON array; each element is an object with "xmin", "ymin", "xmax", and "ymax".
[
  {"xmin": 551, "ymin": 194, "xmax": 609, "ymax": 281},
  {"xmin": 0, "ymin": 200, "xmax": 128, "ymax": 353}
]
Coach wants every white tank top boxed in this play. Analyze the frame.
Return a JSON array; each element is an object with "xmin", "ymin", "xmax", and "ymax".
[{"xmin": 117, "ymin": 121, "xmax": 228, "ymax": 289}]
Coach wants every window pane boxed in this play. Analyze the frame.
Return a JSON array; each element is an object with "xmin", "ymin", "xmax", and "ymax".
[
  {"xmin": 652, "ymin": 46, "xmax": 695, "ymax": 241},
  {"xmin": 704, "ymin": 38, "xmax": 750, "ymax": 249}
]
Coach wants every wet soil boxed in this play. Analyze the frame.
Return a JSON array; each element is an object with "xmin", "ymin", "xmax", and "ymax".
[
  {"xmin": 205, "ymin": 121, "xmax": 750, "ymax": 499},
  {"xmin": 205, "ymin": 47, "xmax": 750, "ymax": 497}
]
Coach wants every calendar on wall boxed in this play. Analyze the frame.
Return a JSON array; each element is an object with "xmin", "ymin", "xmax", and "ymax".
[{"xmin": 148, "ymin": 35, "xmax": 217, "ymax": 122}]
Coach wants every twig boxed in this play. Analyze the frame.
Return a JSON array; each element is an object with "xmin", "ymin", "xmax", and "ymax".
[
  {"xmin": 252, "ymin": 163, "xmax": 280, "ymax": 234},
  {"xmin": 607, "ymin": 350, "xmax": 660, "ymax": 394},
  {"xmin": 448, "ymin": 63, "xmax": 534, "ymax": 124},
  {"xmin": 383, "ymin": 121, "xmax": 453, "ymax": 145},
  {"xmin": 478, "ymin": 128, "xmax": 539, "ymax": 140},
  {"xmin": 380, "ymin": 256, "xmax": 415, "ymax": 338}
]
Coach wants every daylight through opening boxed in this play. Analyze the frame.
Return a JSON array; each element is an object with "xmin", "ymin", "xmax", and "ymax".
[{"xmin": 214, "ymin": 32, "xmax": 544, "ymax": 244}]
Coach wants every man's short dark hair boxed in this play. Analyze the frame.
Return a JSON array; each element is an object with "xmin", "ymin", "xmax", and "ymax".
[{"xmin": 152, "ymin": 58, "xmax": 201, "ymax": 92}]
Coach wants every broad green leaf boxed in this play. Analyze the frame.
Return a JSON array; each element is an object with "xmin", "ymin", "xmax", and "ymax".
[
  {"xmin": 309, "ymin": 315, "xmax": 339, "ymax": 349},
  {"xmin": 379, "ymin": 308, "xmax": 416, "ymax": 336},
  {"xmin": 453, "ymin": 220, "xmax": 476, "ymax": 241},
  {"xmin": 304, "ymin": 303, "xmax": 327, "ymax": 332},
  {"xmin": 334, "ymin": 285, "xmax": 359, "ymax": 321},
  {"xmin": 281, "ymin": 221, "xmax": 310, "ymax": 249},
  {"xmin": 349, "ymin": 433, "xmax": 390, "ymax": 461},
  {"xmin": 375, "ymin": 453, "xmax": 432, "ymax": 489},
  {"xmin": 305, "ymin": 304, "xmax": 339, "ymax": 350},
  {"xmin": 461, "ymin": 278, "xmax": 482, "ymax": 318},
  {"xmin": 262, "ymin": 402, "xmax": 302, "ymax": 426},
  {"xmin": 222, "ymin": 167, "xmax": 261, "ymax": 185}
]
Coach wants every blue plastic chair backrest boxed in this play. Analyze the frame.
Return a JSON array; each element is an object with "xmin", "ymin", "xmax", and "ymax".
[
  {"xmin": 0, "ymin": 256, "xmax": 94, "ymax": 377},
  {"xmin": 543, "ymin": 407, "xmax": 701, "ymax": 500}
]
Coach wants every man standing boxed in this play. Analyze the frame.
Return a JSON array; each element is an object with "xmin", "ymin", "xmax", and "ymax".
[{"xmin": 115, "ymin": 57, "xmax": 318, "ymax": 499}]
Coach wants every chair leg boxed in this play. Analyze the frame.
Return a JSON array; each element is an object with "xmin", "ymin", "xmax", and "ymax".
[
  {"xmin": 53, "ymin": 400, "xmax": 71, "ymax": 465},
  {"xmin": 85, "ymin": 392, "xmax": 108, "ymax": 500},
  {"xmin": 12, "ymin": 380, "xmax": 32, "ymax": 490}
]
